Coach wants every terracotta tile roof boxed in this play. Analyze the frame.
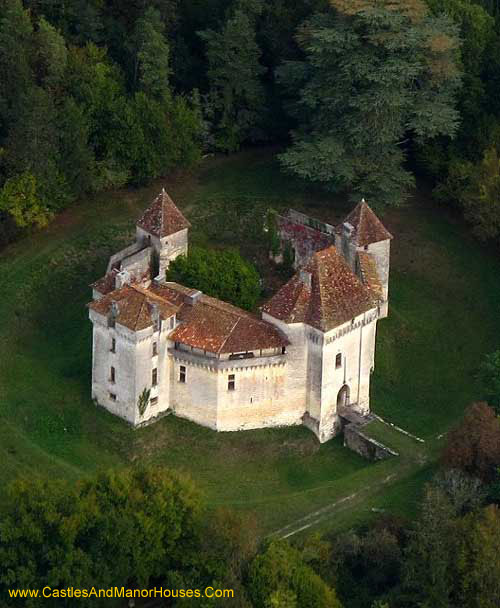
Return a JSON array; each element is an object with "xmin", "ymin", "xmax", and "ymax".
[
  {"xmin": 152, "ymin": 283, "xmax": 289, "ymax": 354},
  {"xmin": 88, "ymin": 281, "xmax": 288, "ymax": 353},
  {"xmin": 262, "ymin": 246, "xmax": 376, "ymax": 331},
  {"xmin": 90, "ymin": 269, "xmax": 119, "ymax": 295},
  {"xmin": 357, "ymin": 252, "xmax": 384, "ymax": 301},
  {"xmin": 88, "ymin": 285, "xmax": 179, "ymax": 331},
  {"xmin": 339, "ymin": 200, "xmax": 393, "ymax": 246},
  {"xmin": 136, "ymin": 189, "xmax": 191, "ymax": 238}
]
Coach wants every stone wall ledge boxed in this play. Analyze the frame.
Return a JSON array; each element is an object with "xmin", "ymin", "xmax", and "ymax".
[{"xmin": 168, "ymin": 349, "xmax": 287, "ymax": 371}]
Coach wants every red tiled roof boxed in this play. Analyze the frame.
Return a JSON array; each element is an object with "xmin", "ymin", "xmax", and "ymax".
[
  {"xmin": 262, "ymin": 246, "xmax": 376, "ymax": 331},
  {"xmin": 357, "ymin": 252, "xmax": 384, "ymax": 301},
  {"xmin": 136, "ymin": 189, "xmax": 191, "ymax": 238},
  {"xmin": 90, "ymin": 269, "xmax": 119, "ymax": 295},
  {"xmin": 88, "ymin": 281, "xmax": 288, "ymax": 353},
  {"xmin": 340, "ymin": 200, "xmax": 392, "ymax": 246},
  {"xmin": 152, "ymin": 283, "xmax": 288, "ymax": 354},
  {"xmin": 88, "ymin": 285, "xmax": 179, "ymax": 331}
]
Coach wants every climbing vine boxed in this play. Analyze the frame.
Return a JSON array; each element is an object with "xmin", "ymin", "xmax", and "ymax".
[{"xmin": 137, "ymin": 388, "xmax": 151, "ymax": 417}]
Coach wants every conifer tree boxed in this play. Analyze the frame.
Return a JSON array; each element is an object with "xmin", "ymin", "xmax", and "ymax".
[{"xmin": 278, "ymin": 0, "xmax": 461, "ymax": 205}]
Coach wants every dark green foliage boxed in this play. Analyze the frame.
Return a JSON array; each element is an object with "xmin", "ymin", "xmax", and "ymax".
[
  {"xmin": 167, "ymin": 246, "xmax": 261, "ymax": 310},
  {"xmin": 478, "ymin": 349, "xmax": 500, "ymax": 413},
  {"xmin": 0, "ymin": 3, "xmax": 204, "ymax": 236},
  {"xmin": 278, "ymin": 2, "xmax": 461, "ymax": 206},
  {"xmin": 199, "ymin": 3, "xmax": 266, "ymax": 152}
]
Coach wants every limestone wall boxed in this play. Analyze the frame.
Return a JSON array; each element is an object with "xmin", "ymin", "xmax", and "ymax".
[{"xmin": 344, "ymin": 424, "xmax": 398, "ymax": 461}]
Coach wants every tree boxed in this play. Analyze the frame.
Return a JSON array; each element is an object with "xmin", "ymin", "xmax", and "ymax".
[
  {"xmin": 454, "ymin": 505, "xmax": 500, "ymax": 608},
  {"xmin": 478, "ymin": 349, "xmax": 500, "ymax": 413},
  {"xmin": 403, "ymin": 485, "xmax": 458, "ymax": 608},
  {"xmin": 278, "ymin": 0, "xmax": 461, "ymax": 206},
  {"xmin": 247, "ymin": 539, "xmax": 342, "ymax": 608},
  {"xmin": 132, "ymin": 7, "xmax": 171, "ymax": 99},
  {"xmin": 34, "ymin": 17, "xmax": 68, "ymax": 90},
  {"xmin": 441, "ymin": 402, "xmax": 500, "ymax": 482},
  {"xmin": 460, "ymin": 147, "xmax": 500, "ymax": 240},
  {"xmin": 0, "ymin": 0, "xmax": 34, "ymax": 122},
  {"xmin": 167, "ymin": 246, "xmax": 261, "ymax": 310},
  {"xmin": 0, "ymin": 172, "xmax": 51, "ymax": 229},
  {"xmin": 199, "ymin": 3, "xmax": 266, "ymax": 152},
  {"xmin": 0, "ymin": 467, "xmax": 202, "ymax": 606}
]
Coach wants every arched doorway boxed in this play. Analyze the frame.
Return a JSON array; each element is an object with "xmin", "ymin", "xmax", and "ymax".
[{"xmin": 337, "ymin": 384, "xmax": 350, "ymax": 408}]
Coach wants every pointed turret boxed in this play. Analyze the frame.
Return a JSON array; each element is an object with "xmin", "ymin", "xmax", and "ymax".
[
  {"xmin": 341, "ymin": 199, "xmax": 392, "ymax": 247},
  {"xmin": 136, "ymin": 189, "xmax": 191, "ymax": 280},
  {"xmin": 136, "ymin": 188, "xmax": 191, "ymax": 239}
]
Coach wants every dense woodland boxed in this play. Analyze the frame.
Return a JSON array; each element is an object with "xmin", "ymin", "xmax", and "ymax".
[
  {"xmin": 2, "ymin": 1, "xmax": 500, "ymax": 607},
  {"xmin": 1, "ymin": 402, "xmax": 500, "ymax": 607},
  {"xmin": 1, "ymin": 0, "xmax": 500, "ymax": 244}
]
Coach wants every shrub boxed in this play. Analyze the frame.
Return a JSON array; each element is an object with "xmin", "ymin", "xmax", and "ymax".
[{"xmin": 166, "ymin": 246, "xmax": 261, "ymax": 311}]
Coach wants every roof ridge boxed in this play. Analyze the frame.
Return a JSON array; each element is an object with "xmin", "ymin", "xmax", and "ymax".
[{"xmin": 217, "ymin": 317, "xmax": 242, "ymax": 354}]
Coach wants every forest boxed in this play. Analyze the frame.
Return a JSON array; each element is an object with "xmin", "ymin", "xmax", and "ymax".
[
  {"xmin": 1, "ymin": 0, "xmax": 500, "ymax": 245},
  {"xmin": 2, "ymin": 0, "xmax": 500, "ymax": 607}
]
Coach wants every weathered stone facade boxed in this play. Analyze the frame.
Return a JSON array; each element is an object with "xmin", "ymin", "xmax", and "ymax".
[{"xmin": 88, "ymin": 190, "xmax": 391, "ymax": 443}]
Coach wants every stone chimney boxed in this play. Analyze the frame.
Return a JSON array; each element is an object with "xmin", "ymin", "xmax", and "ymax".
[{"xmin": 184, "ymin": 290, "xmax": 203, "ymax": 306}]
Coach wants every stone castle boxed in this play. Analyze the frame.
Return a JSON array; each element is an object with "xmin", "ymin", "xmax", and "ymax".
[{"xmin": 88, "ymin": 190, "xmax": 392, "ymax": 443}]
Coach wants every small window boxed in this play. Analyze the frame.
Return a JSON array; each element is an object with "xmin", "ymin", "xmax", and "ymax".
[
  {"xmin": 109, "ymin": 392, "xmax": 116, "ymax": 401},
  {"xmin": 150, "ymin": 396, "xmax": 158, "ymax": 406},
  {"xmin": 364, "ymin": 244, "xmax": 369, "ymax": 251},
  {"xmin": 110, "ymin": 366, "xmax": 116, "ymax": 383},
  {"xmin": 110, "ymin": 338, "xmax": 116, "ymax": 353},
  {"xmin": 179, "ymin": 365, "xmax": 186, "ymax": 383},
  {"xmin": 335, "ymin": 354, "xmax": 342, "ymax": 369},
  {"xmin": 281, "ymin": 346, "xmax": 286, "ymax": 354},
  {"xmin": 152, "ymin": 368, "xmax": 158, "ymax": 386},
  {"xmin": 152, "ymin": 342, "xmax": 158, "ymax": 357},
  {"xmin": 228, "ymin": 374, "xmax": 235, "ymax": 391},
  {"xmin": 169, "ymin": 316, "xmax": 175, "ymax": 329}
]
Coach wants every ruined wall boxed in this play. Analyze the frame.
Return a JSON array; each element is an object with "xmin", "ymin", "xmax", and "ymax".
[
  {"xmin": 343, "ymin": 425, "xmax": 398, "ymax": 461},
  {"xmin": 275, "ymin": 215, "xmax": 334, "ymax": 269}
]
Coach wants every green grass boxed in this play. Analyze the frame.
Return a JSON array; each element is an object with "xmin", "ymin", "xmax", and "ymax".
[{"xmin": 1, "ymin": 149, "xmax": 499, "ymax": 534}]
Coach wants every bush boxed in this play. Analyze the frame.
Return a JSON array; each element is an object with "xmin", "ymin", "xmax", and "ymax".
[
  {"xmin": 166, "ymin": 246, "xmax": 261, "ymax": 311},
  {"xmin": 441, "ymin": 402, "xmax": 500, "ymax": 482}
]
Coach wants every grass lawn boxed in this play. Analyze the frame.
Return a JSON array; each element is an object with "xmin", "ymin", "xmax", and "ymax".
[{"xmin": 1, "ymin": 149, "xmax": 499, "ymax": 535}]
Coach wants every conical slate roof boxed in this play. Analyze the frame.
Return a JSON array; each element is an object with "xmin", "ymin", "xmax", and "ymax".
[
  {"xmin": 262, "ymin": 246, "xmax": 376, "ymax": 331},
  {"xmin": 136, "ymin": 188, "xmax": 191, "ymax": 238},
  {"xmin": 341, "ymin": 200, "xmax": 392, "ymax": 246}
]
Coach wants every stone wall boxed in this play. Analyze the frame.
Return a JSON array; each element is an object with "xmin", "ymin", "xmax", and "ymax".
[{"xmin": 343, "ymin": 424, "xmax": 398, "ymax": 461}]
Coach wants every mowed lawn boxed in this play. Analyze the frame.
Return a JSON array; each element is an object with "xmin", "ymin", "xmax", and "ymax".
[{"xmin": 0, "ymin": 149, "xmax": 499, "ymax": 533}]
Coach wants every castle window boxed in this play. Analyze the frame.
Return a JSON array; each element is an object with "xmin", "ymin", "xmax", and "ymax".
[
  {"xmin": 228, "ymin": 374, "xmax": 235, "ymax": 391},
  {"xmin": 169, "ymin": 316, "xmax": 175, "ymax": 329},
  {"xmin": 335, "ymin": 354, "xmax": 342, "ymax": 369},
  {"xmin": 110, "ymin": 366, "xmax": 116, "ymax": 383},
  {"xmin": 152, "ymin": 368, "xmax": 158, "ymax": 386},
  {"xmin": 109, "ymin": 392, "xmax": 116, "ymax": 401},
  {"xmin": 110, "ymin": 338, "xmax": 116, "ymax": 353},
  {"xmin": 152, "ymin": 342, "xmax": 158, "ymax": 356},
  {"xmin": 150, "ymin": 396, "xmax": 158, "ymax": 406},
  {"xmin": 282, "ymin": 346, "xmax": 286, "ymax": 354},
  {"xmin": 179, "ymin": 365, "xmax": 186, "ymax": 383},
  {"xmin": 364, "ymin": 244, "xmax": 369, "ymax": 251}
]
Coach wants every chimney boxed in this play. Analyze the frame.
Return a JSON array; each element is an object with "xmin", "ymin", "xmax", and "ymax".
[
  {"xmin": 115, "ymin": 269, "xmax": 131, "ymax": 289},
  {"xmin": 342, "ymin": 221, "xmax": 354, "ymax": 238},
  {"xmin": 184, "ymin": 290, "xmax": 203, "ymax": 305},
  {"xmin": 299, "ymin": 270, "xmax": 312, "ymax": 289}
]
